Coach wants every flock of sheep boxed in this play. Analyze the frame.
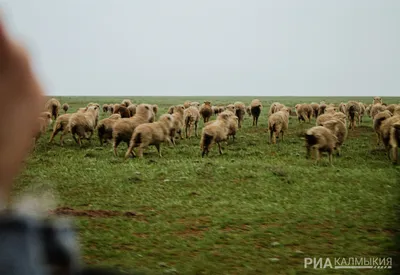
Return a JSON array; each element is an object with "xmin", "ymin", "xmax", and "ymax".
[{"xmin": 35, "ymin": 97, "xmax": 400, "ymax": 164}]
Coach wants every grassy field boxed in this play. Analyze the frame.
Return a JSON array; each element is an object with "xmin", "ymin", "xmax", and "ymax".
[{"xmin": 13, "ymin": 96, "xmax": 400, "ymax": 275}]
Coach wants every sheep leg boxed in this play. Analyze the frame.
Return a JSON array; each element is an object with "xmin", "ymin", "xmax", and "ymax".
[
  {"xmin": 195, "ymin": 122, "xmax": 198, "ymax": 137},
  {"xmin": 72, "ymin": 133, "xmax": 79, "ymax": 145},
  {"xmin": 376, "ymin": 133, "xmax": 381, "ymax": 146},
  {"xmin": 328, "ymin": 150, "xmax": 333, "ymax": 165},
  {"xmin": 138, "ymin": 147, "xmax": 144, "ymax": 158},
  {"xmin": 124, "ymin": 142, "xmax": 134, "ymax": 159},
  {"xmin": 155, "ymin": 144, "xmax": 162, "ymax": 157},
  {"xmin": 217, "ymin": 142, "xmax": 223, "ymax": 155},
  {"xmin": 269, "ymin": 131, "xmax": 273, "ymax": 144},
  {"xmin": 49, "ymin": 128, "xmax": 60, "ymax": 143},
  {"xmin": 178, "ymin": 129, "xmax": 183, "ymax": 139},
  {"xmin": 77, "ymin": 136, "xmax": 82, "ymax": 147},
  {"xmin": 315, "ymin": 149, "xmax": 320, "ymax": 164},
  {"xmin": 113, "ymin": 138, "xmax": 121, "ymax": 157},
  {"xmin": 252, "ymin": 116, "xmax": 255, "ymax": 126}
]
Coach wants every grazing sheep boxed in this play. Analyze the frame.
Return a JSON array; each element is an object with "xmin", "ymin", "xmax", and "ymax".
[
  {"xmin": 68, "ymin": 105, "xmax": 100, "ymax": 147},
  {"xmin": 108, "ymin": 104, "xmax": 114, "ymax": 114},
  {"xmin": 167, "ymin": 106, "xmax": 175, "ymax": 114},
  {"xmin": 389, "ymin": 122, "xmax": 400, "ymax": 164},
  {"xmin": 250, "ymin": 99, "xmax": 263, "ymax": 126},
  {"xmin": 183, "ymin": 106, "xmax": 200, "ymax": 138},
  {"xmin": 268, "ymin": 107, "xmax": 290, "ymax": 144},
  {"xmin": 44, "ymin": 98, "xmax": 61, "ymax": 120},
  {"xmin": 127, "ymin": 104, "xmax": 137, "ymax": 117},
  {"xmin": 338, "ymin": 103, "xmax": 346, "ymax": 114},
  {"xmin": 380, "ymin": 115, "xmax": 400, "ymax": 159},
  {"xmin": 246, "ymin": 106, "xmax": 251, "ymax": 117},
  {"xmin": 49, "ymin": 114, "xmax": 71, "ymax": 145},
  {"xmin": 310, "ymin": 103, "xmax": 319, "ymax": 118},
  {"xmin": 305, "ymin": 126, "xmax": 338, "ymax": 164},
  {"xmin": 200, "ymin": 101, "xmax": 213, "ymax": 123},
  {"xmin": 102, "ymin": 104, "xmax": 109, "ymax": 113},
  {"xmin": 316, "ymin": 112, "xmax": 346, "ymax": 126},
  {"xmin": 125, "ymin": 114, "xmax": 174, "ymax": 158},
  {"xmin": 318, "ymin": 104, "xmax": 327, "ymax": 116},
  {"xmin": 152, "ymin": 104, "xmax": 159, "ymax": 115},
  {"xmin": 358, "ymin": 102, "xmax": 366, "ymax": 123},
  {"xmin": 295, "ymin": 104, "xmax": 313, "ymax": 123},
  {"xmin": 190, "ymin": 102, "xmax": 200, "ymax": 109},
  {"xmin": 200, "ymin": 112, "xmax": 231, "ymax": 157},
  {"xmin": 321, "ymin": 119, "xmax": 347, "ymax": 156},
  {"xmin": 233, "ymin": 102, "xmax": 246, "ymax": 128},
  {"xmin": 112, "ymin": 104, "xmax": 154, "ymax": 156},
  {"xmin": 373, "ymin": 96, "xmax": 383, "ymax": 105},
  {"xmin": 62, "ymin": 103, "xmax": 69, "ymax": 114},
  {"xmin": 122, "ymin": 99, "xmax": 132, "ymax": 107},
  {"xmin": 370, "ymin": 103, "xmax": 387, "ymax": 119},
  {"xmin": 170, "ymin": 105, "xmax": 185, "ymax": 144},
  {"xmin": 97, "ymin": 114, "xmax": 121, "ymax": 146},
  {"xmin": 218, "ymin": 110, "xmax": 239, "ymax": 142},
  {"xmin": 113, "ymin": 104, "xmax": 122, "ymax": 114},
  {"xmin": 116, "ymin": 105, "xmax": 130, "ymax": 118},
  {"xmin": 345, "ymin": 101, "xmax": 361, "ymax": 130},
  {"xmin": 373, "ymin": 110, "xmax": 392, "ymax": 146},
  {"xmin": 386, "ymin": 104, "xmax": 398, "ymax": 115},
  {"xmin": 268, "ymin": 102, "xmax": 280, "ymax": 116},
  {"xmin": 226, "ymin": 104, "xmax": 236, "ymax": 113}
]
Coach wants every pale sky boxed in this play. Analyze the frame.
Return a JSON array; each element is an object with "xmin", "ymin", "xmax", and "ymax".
[{"xmin": 3, "ymin": 1, "xmax": 400, "ymax": 96}]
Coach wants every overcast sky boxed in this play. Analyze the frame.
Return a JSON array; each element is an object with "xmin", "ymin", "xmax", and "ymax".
[{"xmin": 3, "ymin": 1, "xmax": 400, "ymax": 96}]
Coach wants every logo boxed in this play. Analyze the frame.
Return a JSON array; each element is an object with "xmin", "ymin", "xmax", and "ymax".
[{"xmin": 304, "ymin": 257, "xmax": 392, "ymax": 270}]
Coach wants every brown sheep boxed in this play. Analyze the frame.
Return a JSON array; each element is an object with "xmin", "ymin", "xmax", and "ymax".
[
  {"xmin": 373, "ymin": 96, "xmax": 382, "ymax": 105},
  {"xmin": 358, "ymin": 102, "xmax": 366, "ymax": 123},
  {"xmin": 49, "ymin": 114, "xmax": 72, "ymax": 146},
  {"xmin": 200, "ymin": 112, "xmax": 231, "ymax": 157},
  {"xmin": 112, "ymin": 104, "xmax": 154, "ymax": 156},
  {"xmin": 97, "ymin": 114, "xmax": 121, "ymax": 146},
  {"xmin": 152, "ymin": 104, "xmax": 159, "ymax": 115},
  {"xmin": 295, "ymin": 104, "xmax": 313, "ymax": 123},
  {"xmin": 305, "ymin": 126, "xmax": 338, "ymax": 164},
  {"xmin": 125, "ymin": 114, "xmax": 174, "ymax": 158},
  {"xmin": 316, "ymin": 112, "xmax": 346, "ymax": 126},
  {"xmin": 108, "ymin": 104, "xmax": 114, "ymax": 114},
  {"xmin": 200, "ymin": 101, "xmax": 213, "ymax": 123},
  {"xmin": 380, "ymin": 115, "xmax": 400, "ymax": 160},
  {"xmin": 226, "ymin": 104, "xmax": 236, "ymax": 113},
  {"xmin": 44, "ymin": 98, "xmax": 61, "ymax": 120},
  {"xmin": 183, "ymin": 101, "xmax": 191, "ymax": 109},
  {"xmin": 127, "ymin": 104, "xmax": 137, "ymax": 117},
  {"xmin": 325, "ymin": 107, "xmax": 336, "ymax": 115},
  {"xmin": 394, "ymin": 106, "xmax": 400, "ymax": 116},
  {"xmin": 102, "ymin": 104, "xmax": 109, "ymax": 113},
  {"xmin": 310, "ymin": 103, "xmax": 320, "ymax": 118},
  {"xmin": 183, "ymin": 106, "xmax": 200, "ymax": 138},
  {"xmin": 121, "ymin": 99, "xmax": 132, "ymax": 107},
  {"xmin": 190, "ymin": 102, "xmax": 200, "ymax": 109},
  {"xmin": 113, "ymin": 104, "xmax": 122, "ymax": 114},
  {"xmin": 87, "ymin": 102, "xmax": 100, "ymax": 108},
  {"xmin": 268, "ymin": 107, "xmax": 290, "ymax": 144},
  {"xmin": 386, "ymin": 104, "xmax": 398, "ymax": 115},
  {"xmin": 116, "ymin": 105, "xmax": 130, "ymax": 118},
  {"xmin": 62, "ymin": 103, "xmax": 69, "ymax": 114},
  {"xmin": 321, "ymin": 119, "xmax": 347, "ymax": 156},
  {"xmin": 68, "ymin": 105, "xmax": 100, "ymax": 147},
  {"xmin": 218, "ymin": 110, "xmax": 239, "ymax": 142},
  {"xmin": 250, "ymin": 99, "xmax": 263, "ymax": 126},
  {"xmin": 167, "ymin": 105, "xmax": 175, "ymax": 114},
  {"xmin": 338, "ymin": 103, "xmax": 346, "ymax": 114},
  {"xmin": 373, "ymin": 110, "xmax": 392, "ymax": 146},
  {"xmin": 233, "ymin": 102, "xmax": 246, "ymax": 128},
  {"xmin": 318, "ymin": 104, "xmax": 327, "ymax": 116},
  {"xmin": 389, "ymin": 122, "xmax": 400, "ymax": 164},
  {"xmin": 345, "ymin": 101, "xmax": 361, "ymax": 130},
  {"xmin": 35, "ymin": 112, "xmax": 53, "ymax": 142},
  {"xmin": 246, "ymin": 106, "xmax": 251, "ymax": 117},
  {"xmin": 170, "ymin": 105, "xmax": 185, "ymax": 144}
]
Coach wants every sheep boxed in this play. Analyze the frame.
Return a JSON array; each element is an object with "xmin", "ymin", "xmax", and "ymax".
[
  {"xmin": 190, "ymin": 102, "xmax": 200, "ymax": 109},
  {"xmin": 113, "ymin": 104, "xmax": 122, "ymax": 114},
  {"xmin": 379, "ymin": 115, "xmax": 400, "ymax": 159},
  {"xmin": 321, "ymin": 119, "xmax": 347, "ymax": 156},
  {"xmin": 122, "ymin": 99, "xmax": 132, "ymax": 107},
  {"xmin": 183, "ymin": 106, "xmax": 200, "ymax": 138},
  {"xmin": 200, "ymin": 112, "xmax": 231, "ymax": 157},
  {"xmin": 108, "ymin": 104, "xmax": 114, "ymax": 114},
  {"xmin": 233, "ymin": 102, "xmax": 246, "ymax": 128},
  {"xmin": 152, "ymin": 104, "xmax": 159, "ymax": 115},
  {"xmin": 35, "ymin": 112, "xmax": 53, "ymax": 142},
  {"xmin": 268, "ymin": 107, "xmax": 290, "ymax": 144},
  {"xmin": 325, "ymin": 107, "xmax": 336, "ymax": 115},
  {"xmin": 226, "ymin": 104, "xmax": 236, "ymax": 113},
  {"xmin": 394, "ymin": 106, "xmax": 400, "ymax": 116},
  {"xmin": 200, "ymin": 101, "xmax": 213, "ymax": 123},
  {"xmin": 345, "ymin": 101, "xmax": 361, "ymax": 130},
  {"xmin": 170, "ymin": 105, "xmax": 185, "ymax": 144},
  {"xmin": 124, "ymin": 114, "xmax": 174, "ymax": 158},
  {"xmin": 373, "ymin": 96, "xmax": 382, "ymax": 105},
  {"xmin": 250, "ymin": 99, "xmax": 263, "ymax": 126},
  {"xmin": 389, "ymin": 122, "xmax": 400, "ymax": 164},
  {"xmin": 316, "ymin": 112, "xmax": 346, "ymax": 126},
  {"xmin": 127, "ymin": 104, "xmax": 137, "ymax": 117},
  {"xmin": 97, "ymin": 114, "xmax": 121, "ymax": 146},
  {"xmin": 218, "ymin": 110, "xmax": 239, "ymax": 142},
  {"xmin": 268, "ymin": 102, "xmax": 280, "ymax": 116},
  {"xmin": 246, "ymin": 106, "xmax": 251, "ymax": 117},
  {"xmin": 112, "ymin": 104, "xmax": 154, "ymax": 156},
  {"xmin": 167, "ymin": 106, "xmax": 175, "ymax": 114},
  {"xmin": 87, "ymin": 102, "xmax": 100, "ymax": 108},
  {"xmin": 49, "ymin": 114, "xmax": 72, "ymax": 146},
  {"xmin": 116, "ymin": 105, "xmax": 130, "ymax": 118},
  {"xmin": 183, "ymin": 101, "xmax": 191, "ymax": 109},
  {"xmin": 373, "ymin": 110, "xmax": 392, "ymax": 146},
  {"xmin": 305, "ymin": 126, "xmax": 338, "ymax": 164},
  {"xmin": 102, "ymin": 104, "xmax": 109, "ymax": 113},
  {"xmin": 44, "ymin": 98, "xmax": 61, "ymax": 120},
  {"xmin": 370, "ymin": 103, "xmax": 387, "ymax": 119},
  {"xmin": 62, "ymin": 103, "xmax": 69, "ymax": 114},
  {"xmin": 295, "ymin": 104, "xmax": 313, "ymax": 123},
  {"xmin": 318, "ymin": 104, "xmax": 327, "ymax": 116},
  {"xmin": 68, "ymin": 105, "xmax": 100, "ymax": 147},
  {"xmin": 310, "ymin": 103, "xmax": 319, "ymax": 118},
  {"xmin": 338, "ymin": 103, "xmax": 346, "ymax": 114},
  {"xmin": 386, "ymin": 104, "xmax": 398, "ymax": 115},
  {"xmin": 358, "ymin": 102, "xmax": 366, "ymax": 123}
]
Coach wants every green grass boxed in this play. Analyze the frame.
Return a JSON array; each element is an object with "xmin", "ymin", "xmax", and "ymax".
[{"xmin": 14, "ymin": 96, "xmax": 400, "ymax": 275}]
